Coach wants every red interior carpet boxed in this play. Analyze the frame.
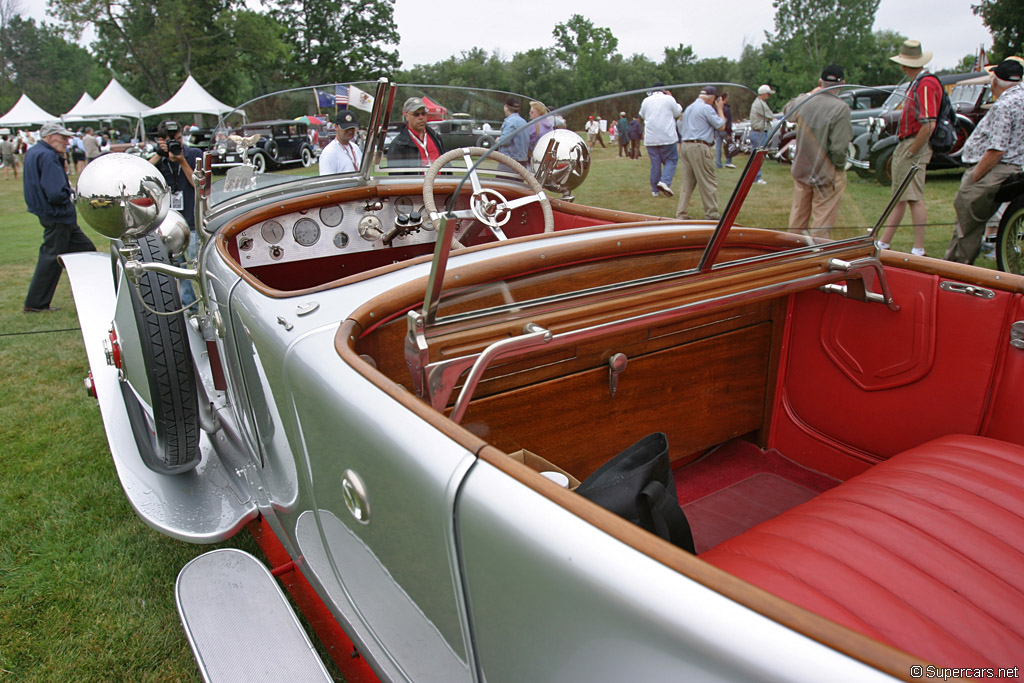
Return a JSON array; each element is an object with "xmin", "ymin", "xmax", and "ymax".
[{"xmin": 674, "ymin": 440, "xmax": 840, "ymax": 552}]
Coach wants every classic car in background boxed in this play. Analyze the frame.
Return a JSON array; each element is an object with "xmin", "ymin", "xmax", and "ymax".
[
  {"xmin": 428, "ymin": 115, "xmax": 502, "ymax": 150},
  {"xmin": 208, "ymin": 119, "xmax": 315, "ymax": 173},
  {"xmin": 66, "ymin": 80, "xmax": 1024, "ymax": 681}
]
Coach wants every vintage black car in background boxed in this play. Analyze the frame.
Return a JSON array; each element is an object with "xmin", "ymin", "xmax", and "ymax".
[{"xmin": 208, "ymin": 119, "xmax": 315, "ymax": 173}]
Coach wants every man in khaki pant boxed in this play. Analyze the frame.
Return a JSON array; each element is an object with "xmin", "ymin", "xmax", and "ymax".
[
  {"xmin": 945, "ymin": 58, "xmax": 1024, "ymax": 264},
  {"xmin": 789, "ymin": 65, "xmax": 853, "ymax": 237},
  {"xmin": 675, "ymin": 86, "xmax": 725, "ymax": 220}
]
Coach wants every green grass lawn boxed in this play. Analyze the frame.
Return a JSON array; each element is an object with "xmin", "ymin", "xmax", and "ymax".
[{"xmin": 0, "ymin": 148, "xmax": 978, "ymax": 681}]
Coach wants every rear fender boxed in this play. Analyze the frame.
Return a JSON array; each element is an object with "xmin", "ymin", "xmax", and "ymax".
[{"xmin": 869, "ymin": 135, "xmax": 898, "ymax": 155}]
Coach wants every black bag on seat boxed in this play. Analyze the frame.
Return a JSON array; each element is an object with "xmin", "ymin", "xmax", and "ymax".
[{"xmin": 575, "ymin": 432, "xmax": 695, "ymax": 553}]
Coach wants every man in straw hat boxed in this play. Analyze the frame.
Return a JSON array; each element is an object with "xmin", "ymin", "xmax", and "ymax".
[
  {"xmin": 945, "ymin": 57, "xmax": 1024, "ymax": 264},
  {"xmin": 877, "ymin": 40, "xmax": 941, "ymax": 257}
]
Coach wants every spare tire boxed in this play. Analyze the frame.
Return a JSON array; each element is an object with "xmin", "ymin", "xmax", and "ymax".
[{"xmin": 116, "ymin": 235, "xmax": 200, "ymax": 474}]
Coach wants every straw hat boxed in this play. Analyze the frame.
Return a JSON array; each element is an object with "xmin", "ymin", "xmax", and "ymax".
[{"xmin": 890, "ymin": 40, "xmax": 932, "ymax": 68}]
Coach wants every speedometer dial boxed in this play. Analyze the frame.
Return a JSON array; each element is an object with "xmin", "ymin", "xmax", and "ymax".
[{"xmin": 292, "ymin": 218, "xmax": 321, "ymax": 247}]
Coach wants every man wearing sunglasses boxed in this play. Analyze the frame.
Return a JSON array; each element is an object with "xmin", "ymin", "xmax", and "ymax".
[{"xmin": 387, "ymin": 97, "xmax": 445, "ymax": 168}]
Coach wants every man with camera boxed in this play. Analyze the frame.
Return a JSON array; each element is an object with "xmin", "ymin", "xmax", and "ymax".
[{"xmin": 148, "ymin": 120, "xmax": 202, "ymax": 305}]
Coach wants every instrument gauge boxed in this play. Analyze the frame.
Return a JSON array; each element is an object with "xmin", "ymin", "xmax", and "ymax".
[
  {"xmin": 333, "ymin": 231, "xmax": 349, "ymax": 249},
  {"xmin": 394, "ymin": 196, "xmax": 414, "ymax": 216},
  {"xmin": 292, "ymin": 218, "xmax": 321, "ymax": 247},
  {"xmin": 358, "ymin": 215, "xmax": 384, "ymax": 241},
  {"xmin": 261, "ymin": 220, "xmax": 285, "ymax": 244},
  {"xmin": 319, "ymin": 205, "xmax": 344, "ymax": 227}
]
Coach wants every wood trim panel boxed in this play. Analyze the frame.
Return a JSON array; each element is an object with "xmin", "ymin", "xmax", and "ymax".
[{"xmin": 459, "ymin": 323, "xmax": 772, "ymax": 478}]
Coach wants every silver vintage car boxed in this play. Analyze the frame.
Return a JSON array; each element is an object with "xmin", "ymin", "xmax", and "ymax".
[{"xmin": 66, "ymin": 80, "xmax": 1024, "ymax": 682}]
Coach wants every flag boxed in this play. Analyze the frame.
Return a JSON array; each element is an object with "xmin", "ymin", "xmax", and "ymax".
[
  {"xmin": 335, "ymin": 85, "xmax": 349, "ymax": 106},
  {"xmin": 971, "ymin": 45, "xmax": 987, "ymax": 72},
  {"xmin": 348, "ymin": 84, "xmax": 375, "ymax": 113},
  {"xmin": 316, "ymin": 88, "xmax": 335, "ymax": 108}
]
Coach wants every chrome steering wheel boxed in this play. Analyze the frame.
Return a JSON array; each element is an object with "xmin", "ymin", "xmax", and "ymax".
[{"xmin": 422, "ymin": 147, "xmax": 554, "ymax": 246}]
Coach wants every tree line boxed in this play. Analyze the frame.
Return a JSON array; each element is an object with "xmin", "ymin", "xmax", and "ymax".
[{"xmin": 0, "ymin": 0, "xmax": 1015, "ymax": 123}]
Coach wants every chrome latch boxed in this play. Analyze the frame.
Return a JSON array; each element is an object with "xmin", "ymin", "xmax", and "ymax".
[
  {"xmin": 1011, "ymin": 321, "xmax": 1024, "ymax": 350},
  {"xmin": 940, "ymin": 281, "xmax": 995, "ymax": 299},
  {"xmin": 608, "ymin": 353, "xmax": 628, "ymax": 397}
]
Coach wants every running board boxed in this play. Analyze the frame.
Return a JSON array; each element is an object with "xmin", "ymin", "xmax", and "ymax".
[{"xmin": 176, "ymin": 549, "xmax": 332, "ymax": 682}]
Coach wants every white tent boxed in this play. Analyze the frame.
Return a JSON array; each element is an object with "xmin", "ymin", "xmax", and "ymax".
[
  {"xmin": 75, "ymin": 78, "xmax": 151, "ymax": 118},
  {"xmin": 62, "ymin": 92, "xmax": 96, "ymax": 120},
  {"xmin": 147, "ymin": 75, "xmax": 235, "ymax": 117},
  {"xmin": 0, "ymin": 93, "xmax": 59, "ymax": 126}
]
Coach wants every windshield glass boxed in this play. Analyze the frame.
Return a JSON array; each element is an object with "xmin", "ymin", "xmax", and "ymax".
[{"xmin": 206, "ymin": 81, "xmax": 914, "ymax": 326}]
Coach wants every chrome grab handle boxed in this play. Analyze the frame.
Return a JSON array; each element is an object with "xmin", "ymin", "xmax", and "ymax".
[{"xmin": 1011, "ymin": 321, "xmax": 1024, "ymax": 350}]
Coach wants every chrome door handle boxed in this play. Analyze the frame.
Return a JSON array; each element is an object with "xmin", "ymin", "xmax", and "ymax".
[{"xmin": 341, "ymin": 469, "xmax": 371, "ymax": 524}]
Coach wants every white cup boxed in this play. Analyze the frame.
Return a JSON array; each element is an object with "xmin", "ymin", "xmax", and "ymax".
[{"xmin": 540, "ymin": 471, "xmax": 569, "ymax": 488}]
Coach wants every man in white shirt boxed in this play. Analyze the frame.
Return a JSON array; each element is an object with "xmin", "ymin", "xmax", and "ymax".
[
  {"xmin": 639, "ymin": 82, "xmax": 682, "ymax": 197},
  {"xmin": 319, "ymin": 110, "xmax": 361, "ymax": 175}
]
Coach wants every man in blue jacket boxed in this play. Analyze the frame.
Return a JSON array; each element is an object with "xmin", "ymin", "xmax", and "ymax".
[{"xmin": 23, "ymin": 121, "xmax": 95, "ymax": 313}]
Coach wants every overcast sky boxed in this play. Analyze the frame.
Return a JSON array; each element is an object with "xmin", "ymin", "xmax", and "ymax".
[{"xmin": 21, "ymin": 0, "xmax": 991, "ymax": 74}]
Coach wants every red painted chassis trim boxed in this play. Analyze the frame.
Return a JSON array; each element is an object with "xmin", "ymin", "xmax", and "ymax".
[{"xmin": 247, "ymin": 517, "xmax": 381, "ymax": 683}]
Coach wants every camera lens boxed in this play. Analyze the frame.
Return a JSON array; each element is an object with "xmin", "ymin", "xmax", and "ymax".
[{"xmin": 168, "ymin": 140, "xmax": 182, "ymax": 154}]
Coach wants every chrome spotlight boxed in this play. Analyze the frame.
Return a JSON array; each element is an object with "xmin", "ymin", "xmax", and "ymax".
[
  {"xmin": 530, "ymin": 129, "xmax": 591, "ymax": 201},
  {"xmin": 76, "ymin": 153, "xmax": 170, "ymax": 241}
]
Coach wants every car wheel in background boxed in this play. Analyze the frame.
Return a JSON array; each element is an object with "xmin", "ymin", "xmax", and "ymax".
[
  {"xmin": 251, "ymin": 152, "xmax": 267, "ymax": 174},
  {"xmin": 996, "ymin": 198, "xmax": 1024, "ymax": 276},
  {"xmin": 475, "ymin": 135, "xmax": 495, "ymax": 149},
  {"xmin": 114, "ymin": 235, "xmax": 200, "ymax": 474},
  {"xmin": 874, "ymin": 146, "xmax": 894, "ymax": 186},
  {"xmin": 265, "ymin": 139, "xmax": 279, "ymax": 160},
  {"xmin": 301, "ymin": 146, "xmax": 313, "ymax": 167}
]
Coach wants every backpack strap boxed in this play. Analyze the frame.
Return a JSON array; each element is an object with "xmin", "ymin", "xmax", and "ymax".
[{"xmin": 641, "ymin": 480, "xmax": 696, "ymax": 554}]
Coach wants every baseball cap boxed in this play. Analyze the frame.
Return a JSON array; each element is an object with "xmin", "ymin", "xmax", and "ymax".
[
  {"xmin": 620, "ymin": 111, "xmax": 626, "ymax": 117},
  {"xmin": 700, "ymin": 85, "xmax": 718, "ymax": 96},
  {"xmin": 987, "ymin": 58, "xmax": 1024, "ymax": 83},
  {"xmin": 757, "ymin": 84, "xmax": 776, "ymax": 95},
  {"xmin": 820, "ymin": 64, "xmax": 845, "ymax": 83},
  {"xmin": 334, "ymin": 110, "xmax": 358, "ymax": 129},
  {"xmin": 403, "ymin": 97, "xmax": 426, "ymax": 114},
  {"xmin": 39, "ymin": 122, "xmax": 73, "ymax": 137}
]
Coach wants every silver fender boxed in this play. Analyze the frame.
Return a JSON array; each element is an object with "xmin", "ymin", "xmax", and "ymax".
[{"xmin": 62, "ymin": 252, "xmax": 257, "ymax": 542}]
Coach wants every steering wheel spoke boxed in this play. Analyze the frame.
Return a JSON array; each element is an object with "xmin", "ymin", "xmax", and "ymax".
[{"xmin": 423, "ymin": 146, "xmax": 554, "ymax": 250}]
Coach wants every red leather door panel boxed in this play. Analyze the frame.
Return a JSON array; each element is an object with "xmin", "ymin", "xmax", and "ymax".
[{"xmin": 772, "ymin": 268, "xmax": 1013, "ymax": 470}]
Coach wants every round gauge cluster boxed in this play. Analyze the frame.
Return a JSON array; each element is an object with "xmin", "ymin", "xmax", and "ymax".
[{"xmin": 292, "ymin": 218, "xmax": 321, "ymax": 247}]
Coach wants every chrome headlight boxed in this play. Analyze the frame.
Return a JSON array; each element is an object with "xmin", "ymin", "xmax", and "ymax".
[{"xmin": 76, "ymin": 153, "xmax": 169, "ymax": 241}]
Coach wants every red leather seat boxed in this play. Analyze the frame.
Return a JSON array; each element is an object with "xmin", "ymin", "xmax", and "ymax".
[{"xmin": 701, "ymin": 435, "xmax": 1024, "ymax": 670}]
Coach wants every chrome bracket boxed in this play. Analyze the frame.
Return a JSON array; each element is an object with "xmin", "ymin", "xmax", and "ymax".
[
  {"xmin": 404, "ymin": 310, "xmax": 430, "ymax": 398},
  {"xmin": 821, "ymin": 257, "xmax": 900, "ymax": 311}
]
